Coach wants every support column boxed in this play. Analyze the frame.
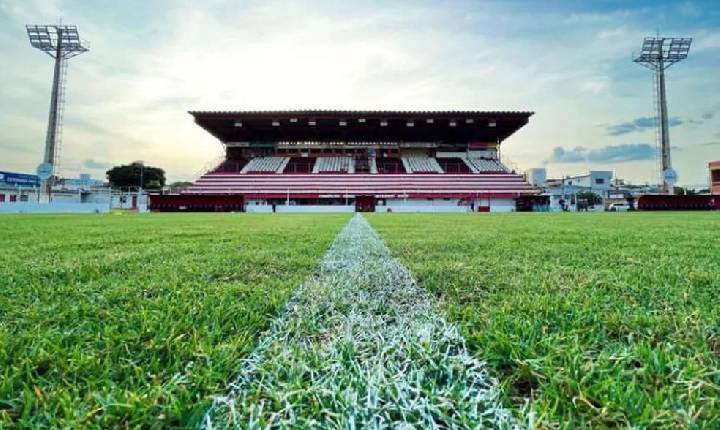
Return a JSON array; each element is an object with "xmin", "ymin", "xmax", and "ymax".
[
  {"xmin": 656, "ymin": 63, "xmax": 672, "ymax": 194},
  {"xmin": 41, "ymin": 29, "xmax": 64, "ymax": 201}
]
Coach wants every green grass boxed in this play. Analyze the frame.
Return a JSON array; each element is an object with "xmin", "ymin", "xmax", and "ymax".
[
  {"xmin": 368, "ymin": 212, "xmax": 720, "ymax": 429},
  {"xmin": 0, "ymin": 213, "xmax": 349, "ymax": 428}
]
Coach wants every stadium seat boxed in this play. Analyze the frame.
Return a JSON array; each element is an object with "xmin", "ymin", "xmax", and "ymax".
[
  {"xmin": 312, "ymin": 157, "xmax": 353, "ymax": 173},
  {"xmin": 240, "ymin": 157, "xmax": 289, "ymax": 174},
  {"xmin": 466, "ymin": 158, "xmax": 507, "ymax": 173},
  {"xmin": 402, "ymin": 156, "xmax": 444, "ymax": 174}
]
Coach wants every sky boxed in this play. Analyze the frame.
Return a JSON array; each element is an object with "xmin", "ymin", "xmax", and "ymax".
[{"xmin": 0, "ymin": 0, "xmax": 718, "ymax": 186}]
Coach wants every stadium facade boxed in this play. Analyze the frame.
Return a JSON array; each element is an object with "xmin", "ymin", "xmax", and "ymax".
[
  {"xmin": 711, "ymin": 161, "xmax": 720, "ymax": 195},
  {"xmin": 151, "ymin": 110, "xmax": 539, "ymax": 212}
]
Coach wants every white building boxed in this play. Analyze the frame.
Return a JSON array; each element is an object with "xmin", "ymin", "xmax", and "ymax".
[
  {"xmin": 540, "ymin": 171, "xmax": 614, "ymax": 211},
  {"xmin": 547, "ymin": 171, "xmax": 613, "ymax": 194},
  {"xmin": 526, "ymin": 168, "xmax": 547, "ymax": 187}
]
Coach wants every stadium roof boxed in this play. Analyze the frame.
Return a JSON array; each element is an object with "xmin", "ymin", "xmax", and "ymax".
[{"xmin": 189, "ymin": 110, "xmax": 533, "ymax": 144}]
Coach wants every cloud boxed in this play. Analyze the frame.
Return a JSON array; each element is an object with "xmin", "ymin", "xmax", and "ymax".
[
  {"xmin": 82, "ymin": 159, "xmax": 111, "ymax": 170},
  {"xmin": 606, "ymin": 116, "xmax": 683, "ymax": 136},
  {"xmin": 0, "ymin": 139, "xmax": 35, "ymax": 154},
  {"xmin": 700, "ymin": 103, "xmax": 720, "ymax": 122},
  {"xmin": 546, "ymin": 143, "xmax": 656, "ymax": 164},
  {"xmin": 1, "ymin": 1, "xmax": 719, "ymax": 186},
  {"xmin": 587, "ymin": 143, "xmax": 656, "ymax": 162},
  {"xmin": 547, "ymin": 146, "xmax": 587, "ymax": 163}
]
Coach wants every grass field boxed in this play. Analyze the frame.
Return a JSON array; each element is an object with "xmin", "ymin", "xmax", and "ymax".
[
  {"xmin": 3, "ymin": 211, "xmax": 718, "ymax": 428},
  {"xmin": 0, "ymin": 213, "xmax": 349, "ymax": 428},
  {"xmin": 368, "ymin": 212, "xmax": 720, "ymax": 428}
]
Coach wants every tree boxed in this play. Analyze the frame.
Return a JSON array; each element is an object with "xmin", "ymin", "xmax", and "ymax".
[
  {"xmin": 576, "ymin": 191, "xmax": 602, "ymax": 206},
  {"xmin": 106, "ymin": 162, "xmax": 165, "ymax": 190},
  {"xmin": 168, "ymin": 181, "xmax": 193, "ymax": 192}
]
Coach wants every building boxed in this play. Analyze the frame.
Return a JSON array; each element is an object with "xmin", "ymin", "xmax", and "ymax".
[
  {"xmin": 151, "ymin": 110, "xmax": 539, "ymax": 212},
  {"xmin": 526, "ymin": 168, "xmax": 547, "ymax": 187},
  {"xmin": 710, "ymin": 161, "xmax": 720, "ymax": 195},
  {"xmin": 545, "ymin": 171, "xmax": 613, "ymax": 194},
  {"xmin": 537, "ymin": 171, "xmax": 613, "ymax": 211},
  {"xmin": 56, "ymin": 173, "xmax": 106, "ymax": 190},
  {"xmin": 0, "ymin": 171, "xmax": 40, "ymax": 203},
  {"xmin": 0, "ymin": 170, "xmax": 116, "ymax": 213}
]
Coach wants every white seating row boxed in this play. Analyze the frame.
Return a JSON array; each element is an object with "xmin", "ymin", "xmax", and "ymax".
[
  {"xmin": 313, "ymin": 157, "xmax": 353, "ymax": 173},
  {"xmin": 402, "ymin": 156, "xmax": 444, "ymax": 173},
  {"xmin": 240, "ymin": 157, "xmax": 288, "ymax": 173},
  {"xmin": 467, "ymin": 158, "xmax": 506, "ymax": 172}
]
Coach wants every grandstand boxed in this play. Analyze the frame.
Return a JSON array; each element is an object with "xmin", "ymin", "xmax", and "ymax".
[{"xmin": 151, "ymin": 110, "xmax": 537, "ymax": 212}]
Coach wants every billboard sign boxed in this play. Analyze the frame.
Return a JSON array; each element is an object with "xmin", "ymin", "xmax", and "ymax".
[
  {"xmin": 0, "ymin": 171, "xmax": 40, "ymax": 186},
  {"xmin": 36, "ymin": 162, "xmax": 53, "ymax": 180},
  {"xmin": 663, "ymin": 168, "xmax": 678, "ymax": 186}
]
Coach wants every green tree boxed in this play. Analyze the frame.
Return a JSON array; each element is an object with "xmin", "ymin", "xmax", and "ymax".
[
  {"xmin": 106, "ymin": 162, "xmax": 165, "ymax": 190},
  {"xmin": 168, "ymin": 181, "xmax": 193, "ymax": 192},
  {"xmin": 576, "ymin": 191, "xmax": 602, "ymax": 206}
]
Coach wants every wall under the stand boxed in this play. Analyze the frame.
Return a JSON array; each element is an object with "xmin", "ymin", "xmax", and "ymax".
[
  {"xmin": 489, "ymin": 198, "xmax": 516, "ymax": 213},
  {"xmin": 377, "ymin": 198, "xmax": 468, "ymax": 213},
  {"xmin": 376, "ymin": 205, "xmax": 468, "ymax": 213},
  {"xmin": 246, "ymin": 204, "xmax": 355, "ymax": 213},
  {"xmin": 243, "ymin": 198, "xmax": 519, "ymax": 213},
  {"xmin": 278, "ymin": 205, "xmax": 354, "ymax": 213}
]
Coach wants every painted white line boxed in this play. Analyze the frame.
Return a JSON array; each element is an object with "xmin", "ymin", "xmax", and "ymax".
[{"xmin": 203, "ymin": 214, "xmax": 519, "ymax": 429}]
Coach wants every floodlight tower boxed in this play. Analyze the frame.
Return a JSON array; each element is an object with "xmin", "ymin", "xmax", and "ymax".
[
  {"xmin": 633, "ymin": 36, "xmax": 691, "ymax": 193},
  {"xmin": 26, "ymin": 24, "xmax": 89, "ymax": 200}
]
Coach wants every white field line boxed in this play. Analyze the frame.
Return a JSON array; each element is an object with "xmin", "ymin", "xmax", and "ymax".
[{"xmin": 202, "ymin": 214, "xmax": 521, "ymax": 429}]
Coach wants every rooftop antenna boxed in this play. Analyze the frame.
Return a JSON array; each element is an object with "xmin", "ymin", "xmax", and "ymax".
[
  {"xmin": 633, "ymin": 36, "xmax": 691, "ymax": 193},
  {"xmin": 26, "ymin": 22, "xmax": 89, "ymax": 201}
]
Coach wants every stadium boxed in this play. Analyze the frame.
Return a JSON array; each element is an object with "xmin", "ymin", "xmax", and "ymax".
[
  {"xmin": 2, "ymin": 3, "xmax": 720, "ymax": 430},
  {"xmin": 150, "ymin": 110, "xmax": 541, "ymax": 213}
]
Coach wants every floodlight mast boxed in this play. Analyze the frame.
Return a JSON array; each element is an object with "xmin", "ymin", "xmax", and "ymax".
[
  {"xmin": 26, "ymin": 24, "xmax": 89, "ymax": 201},
  {"xmin": 633, "ymin": 37, "xmax": 691, "ymax": 193}
]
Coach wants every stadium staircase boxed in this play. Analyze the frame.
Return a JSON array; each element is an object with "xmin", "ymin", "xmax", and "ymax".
[
  {"xmin": 461, "ymin": 158, "xmax": 479, "ymax": 173},
  {"xmin": 369, "ymin": 157, "xmax": 378, "ymax": 174}
]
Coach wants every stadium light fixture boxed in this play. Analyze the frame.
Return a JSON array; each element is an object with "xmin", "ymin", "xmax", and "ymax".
[
  {"xmin": 26, "ymin": 24, "xmax": 89, "ymax": 202},
  {"xmin": 634, "ymin": 37, "xmax": 691, "ymax": 70},
  {"xmin": 633, "ymin": 36, "xmax": 692, "ymax": 193},
  {"xmin": 380, "ymin": 120, "xmax": 388, "ymax": 127},
  {"xmin": 308, "ymin": 119, "xmax": 316, "ymax": 126},
  {"xmin": 406, "ymin": 121, "xmax": 414, "ymax": 127},
  {"xmin": 449, "ymin": 120, "xmax": 457, "ymax": 127},
  {"xmin": 426, "ymin": 118, "xmax": 434, "ymax": 124}
]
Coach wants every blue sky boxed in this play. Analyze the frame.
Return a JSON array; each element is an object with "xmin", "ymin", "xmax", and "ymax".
[{"xmin": 1, "ymin": 0, "xmax": 718, "ymax": 186}]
